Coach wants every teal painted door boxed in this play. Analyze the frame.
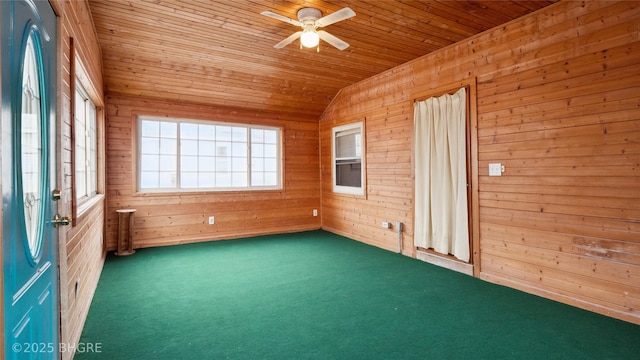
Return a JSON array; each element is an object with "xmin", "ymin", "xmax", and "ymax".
[{"xmin": 2, "ymin": 0, "xmax": 59, "ymax": 359}]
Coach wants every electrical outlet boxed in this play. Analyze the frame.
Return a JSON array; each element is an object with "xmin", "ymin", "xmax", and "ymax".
[
  {"xmin": 381, "ymin": 221, "xmax": 390, "ymax": 229},
  {"xmin": 313, "ymin": 209, "xmax": 318, "ymax": 217},
  {"xmin": 208, "ymin": 216, "xmax": 215, "ymax": 225}
]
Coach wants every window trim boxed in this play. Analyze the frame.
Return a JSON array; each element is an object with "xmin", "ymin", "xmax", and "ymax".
[
  {"xmin": 70, "ymin": 37, "xmax": 104, "ymax": 226},
  {"xmin": 74, "ymin": 84, "xmax": 97, "ymax": 203},
  {"xmin": 136, "ymin": 115, "xmax": 283, "ymax": 193},
  {"xmin": 332, "ymin": 122, "xmax": 365, "ymax": 196}
]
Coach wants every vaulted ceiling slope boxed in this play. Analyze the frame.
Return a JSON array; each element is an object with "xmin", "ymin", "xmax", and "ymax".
[{"xmin": 89, "ymin": 0, "xmax": 557, "ymax": 118}]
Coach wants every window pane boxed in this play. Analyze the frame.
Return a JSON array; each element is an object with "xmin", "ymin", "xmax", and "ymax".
[
  {"xmin": 251, "ymin": 129, "xmax": 264, "ymax": 143},
  {"xmin": 141, "ymin": 172, "xmax": 159, "ymax": 188},
  {"xmin": 216, "ymin": 143, "xmax": 230, "ymax": 157},
  {"xmin": 160, "ymin": 138, "xmax": 177, "ymax": 155},
  {"xmin": 199, "ymin": 172, "xmax": 215, "ymax": 187},
  {"xmin": 181, "ymin": 140, "xmax": 198, "ymax": 155},
  {"xmin": 141, "ymin": 120, "xmax": 159, "ymax": 137},
  {"xmin": 160, "ymin": 122, "xmax": 177, "ymax": 138},
  {"xmin": 216, "ymin": 126, "xmax": 232, "ymax": 141},
  {"xmin": 181, "ymin": 172, "xmax": 198, "ymax": 188},
  {"xmin": 159, "ymin": 155, "xmax": 176, "ymax": 171},
  {"xmin": 199, "ymin": 156, "xmax": 214, "ymax": 172},
  {"xmin": 159, "ymin": 172, "xmax": 176, "ymax": 187},
  {"xmin": 74, "ymin": 128, "xmax": 86, "ymax": 199},
  {"xmin": 75, "ymin": 84, "xmax": 99, "ymax": 200},
  {"xmin": 232, "ymin": 157, "xmax": 247, "ymax": 172},
  {"xmin": 181, "ymin": 123, "xmax": 198, "ymax": 139},
  {"xmin": 232, "ymin": 142, "xmax": 246, "ymax": 157},
  {"xmin": 232, "ymin": 127, "xmax": 246, "ymax": 141},
  {"xmin": 264, "ymin": 158, "xmax": 276, "ymax": 171},
  {"xmin": 215, "ymin": 157, "xmax": 230, "ymax": 172},
  {"xmin": 264, "ymin": 130, "xmax": 277, "ymax": 144},
  {"xmin": 141, "ymin": 154, "xmax": 159, "ymax": 171},
  {"xmin": 89, "ymin": 169, "xmax": 97, "ymax": 194},
  {"xmin": 252, "ymin": 158, "xmax": 264, "ymax": 172},
  {"xmin": 76, "ymin": 170, "xmax": 86, "ymax": 197},
  {"xmin": 199, "ymin": 141, "xmax": 215, "ymax": 156},
  {"xmin": 141, "ymin": 138, "xmax": 159, "ymax": 154},
  {"xmin": 264, "ymin": 144, "xmax": 277, "ymax": 158},
  {"xmin": 231, "ymin": 173, "xmax": 247, "ymax": 187},
  {"xmin": 76, "ymin": 140, "xmax": 86, "ymax": 166},
  {"xmin": 264, "ymin": 172, "xmax": 277, "ymax": 186},
  {"xmin": 252, "ymin": 143, "xmax": 264, "ymax": 157},
  {"xmin": 199, "ymin": 124, "xmax": 215, "ymax": 140},
  {"xmin": 336, "ymin": 132, "xmax": 361, "ymax": 158},
  {"xmin": 88, "ymin": 107, "xmax": 97, "ymax": 195},
  {"xmin": 336, "ymin": 162, "xmax": 362, "ymax": 187},
  {"xmin": 216, "ymin": 172, "xmax": 231, "ymax": 187},
  {"xmin": 181, "ymin": 155, "xmax": 198, "ymax": 172},
  {"xmin": 251, "ymin": 172, "xmax": 264, "ymax": 186}
]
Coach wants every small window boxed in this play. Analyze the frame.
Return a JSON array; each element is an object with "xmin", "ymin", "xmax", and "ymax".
[
  {"xmin": 332, "ymin": 122, "xmax": 365, "ymax": 195},
  {"xmin": 74, "ymin": 84, "xmax": 97, "ymax": 203},
  {"xmin": 137, "ymin": 116, "xmax": 281, "ymax": 192}
]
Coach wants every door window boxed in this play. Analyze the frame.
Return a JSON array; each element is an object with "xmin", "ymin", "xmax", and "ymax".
[{"xmin": 21, "ymin": 30, "xmax": 45, "ymax": 261}]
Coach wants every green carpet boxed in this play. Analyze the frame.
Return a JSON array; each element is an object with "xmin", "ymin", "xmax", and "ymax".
[{"xmin": 76, "ymin": 230, "xmax": 639, "ymax": 359}]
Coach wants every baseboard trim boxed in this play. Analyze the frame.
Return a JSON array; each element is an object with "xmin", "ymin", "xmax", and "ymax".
[{"xmin": 480, "ymin": 271, "xmax": 640, "ymax": 325}]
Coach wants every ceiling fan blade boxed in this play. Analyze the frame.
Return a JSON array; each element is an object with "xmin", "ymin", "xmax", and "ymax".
[
  {"xmin": 274, "ymin": 31, "xmax": 302, "ymax": 49},
  {"xmin": 317, "ymin": 30, "xmax": 349, "ymax": 50},
  {"xmin": 260, "ymin": 10, "xmax": 302, "ymax": 27},
  {"xmin": 316, "ymin": 7, "xmax": 355, "ymax": 27}
]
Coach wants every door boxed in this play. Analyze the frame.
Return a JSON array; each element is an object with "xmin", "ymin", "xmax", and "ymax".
[{"xmin": 2, "ymin": 0, "xmax": 60, "ymax": 358}]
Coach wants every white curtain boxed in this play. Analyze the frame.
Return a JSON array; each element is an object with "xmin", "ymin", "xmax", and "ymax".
[{"xmin": 414, "ymin": 87, "xmax": 470, "ymax": 262}]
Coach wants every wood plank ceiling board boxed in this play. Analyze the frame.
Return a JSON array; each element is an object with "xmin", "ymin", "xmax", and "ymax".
[{"xmin": 88, "ymin": 0, "xmax": 557, "ymax": 117}]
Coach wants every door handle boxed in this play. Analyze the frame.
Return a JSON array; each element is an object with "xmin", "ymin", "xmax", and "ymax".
[{"xmin": 52, "ymin": 214, "xmax": 71, "ymax": 227}]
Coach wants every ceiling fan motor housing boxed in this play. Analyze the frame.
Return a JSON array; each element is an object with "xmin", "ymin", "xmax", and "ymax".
[{"xmin": 297, "ymin": 8, "xmax": 322, "ymax": 23}]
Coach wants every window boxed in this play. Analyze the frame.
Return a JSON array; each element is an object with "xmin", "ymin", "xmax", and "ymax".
[
  {"xmin": 74, "ymin": 84, "xmax": 97, "ymax": 203},
  {"xmin": 138, "ymin": 116, "xmax": 281, "ymax": 191},
  {"xmin": 332, "ymin": 122, "xmax": 365, "ymax": 195}
]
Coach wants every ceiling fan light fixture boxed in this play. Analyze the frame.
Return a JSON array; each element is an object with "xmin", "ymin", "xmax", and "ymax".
[
  {"xmin": 300, "ymin": 29, "xmax": 319, "ymax": 48},
  {"xmin": 262, "ymin": 6, "xmax": 355, "ymax": 51}
]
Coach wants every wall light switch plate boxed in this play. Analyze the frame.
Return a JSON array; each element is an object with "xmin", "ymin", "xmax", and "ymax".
[{"xmin": 489, "ymin": 163, "xmax": 503, "ymax": 177}]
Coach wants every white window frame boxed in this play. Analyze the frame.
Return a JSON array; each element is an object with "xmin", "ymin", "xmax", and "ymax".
[
  {"xmin": 332, "ymin": 122, "xmax": 365, "ymax": 196},
  {"xmin": 137, "ymin": 116, "xmax": 282, "ymax": 192},
  {"xmin": 74, "ymin": 83, "xmax": 97, "ymax": 204}
]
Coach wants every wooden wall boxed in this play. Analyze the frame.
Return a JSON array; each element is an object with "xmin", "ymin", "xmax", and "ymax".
[
  {"xmin": 51, "ymin": 0, "xmax": 106, "ymax": 358},
  {"xmin": 319, "ymin": 0, "xmax": 639, "ymax": 324},
  {"xmin": 104, "ymin": 95, "xmax": 321, "ymax": 250}
]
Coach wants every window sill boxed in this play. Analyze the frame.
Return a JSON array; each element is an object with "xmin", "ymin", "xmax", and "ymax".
[
  {"xmin": 332, "ymin": 186, "xmax": 365, "ymax": 197},
  {"xmin": 134, "ymin": 188, "xmax": 284, "ymax": 196},
  {"xmin": 76, "ymin": 194, "xmax": 105, "ymax": 223}
]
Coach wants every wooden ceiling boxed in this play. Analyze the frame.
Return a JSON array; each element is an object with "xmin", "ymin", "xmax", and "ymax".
[{"xmin": 88, "ymin": 0, "xmax": 557, "ymax": 118}]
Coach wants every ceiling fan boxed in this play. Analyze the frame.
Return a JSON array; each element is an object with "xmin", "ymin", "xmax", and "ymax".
[{"xmin": 261, "ymin": 7, "xmax": 356, "ymax": 51}]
